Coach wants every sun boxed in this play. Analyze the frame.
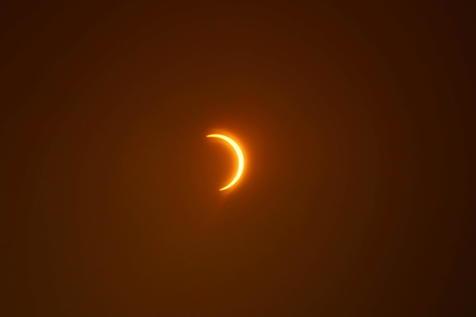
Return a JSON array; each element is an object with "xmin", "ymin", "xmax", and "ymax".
[{"xmin": 206, "ymin": 133, "xmax": 245, "ymax": 191}]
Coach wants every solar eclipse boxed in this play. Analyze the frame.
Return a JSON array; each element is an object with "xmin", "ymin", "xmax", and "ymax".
[{"xmin": 206, "ymin": 133, "xmax": 245, "ymax": 191}]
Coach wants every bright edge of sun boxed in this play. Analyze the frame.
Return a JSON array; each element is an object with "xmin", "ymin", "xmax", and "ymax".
[{"xmin": 206, "ymin": 133, "xmax": 245, "ymax": 191}]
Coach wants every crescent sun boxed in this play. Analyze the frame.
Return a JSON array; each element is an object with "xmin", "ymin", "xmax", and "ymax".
[{"xmin": 206, "ymin": 133, "xmax": 245, "ymax": 191}]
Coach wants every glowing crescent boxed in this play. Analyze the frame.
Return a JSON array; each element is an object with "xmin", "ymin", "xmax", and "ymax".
[{"xmin": 206, "ymin": 133, "xmax": 245, "ymax": 191}]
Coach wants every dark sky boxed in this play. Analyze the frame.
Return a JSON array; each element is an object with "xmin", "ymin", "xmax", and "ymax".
[{"xmin": 1, "ymin": 2, "xmax": 474, "ymax": 316}]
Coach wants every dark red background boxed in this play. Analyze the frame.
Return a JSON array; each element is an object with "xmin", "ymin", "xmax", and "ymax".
[{"xmin": 1, "ymin": 2, "xmax": 474, "ymax": 316}]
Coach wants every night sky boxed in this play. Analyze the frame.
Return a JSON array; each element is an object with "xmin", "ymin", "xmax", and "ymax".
[{"xmin": 1, "ymin": 2, "xmax": 474, "ymax": 316}]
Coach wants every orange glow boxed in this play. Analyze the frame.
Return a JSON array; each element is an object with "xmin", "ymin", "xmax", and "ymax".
[{"xmin": 206, "ymin": 133, "xmax": 245, "ymax": 191}]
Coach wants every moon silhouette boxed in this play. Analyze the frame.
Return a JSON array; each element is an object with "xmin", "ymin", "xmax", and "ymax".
[{"xmin": 206, "ymin": 133, "xmax": 245, "ymax": 191}]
